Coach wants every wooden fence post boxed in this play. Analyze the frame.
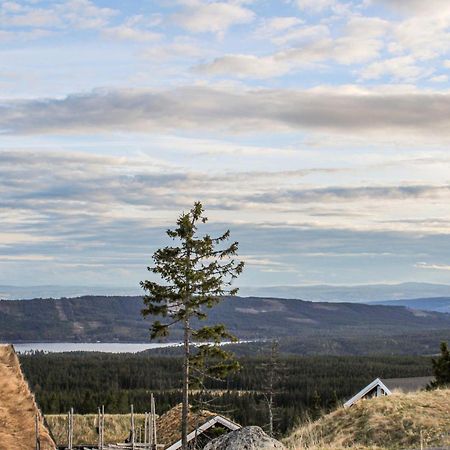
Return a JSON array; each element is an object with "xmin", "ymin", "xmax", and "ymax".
[
  {"xmin": 101, "ymin": 405, "xmax": 105, "ymax": 450},
  {"xmin": 149, "ymin": 410, "xmax": 153, "ymax": 449},
  {"xmin": 67, "ymin": 407, "xmax": 73, "ymax": 450},
  {"xmin": 130, "ymin": 404, "xmax": 135, "ymax": 450},
  {"xmin": 98, "ymin": 407, "xmax": 101, "ymax": 450},
  {"xmin": 35, "ymin": 413, "xmax": 40, "ymax": 450},
  {"xmin": 151, "ymin": 394, "xmax": 157, "ymax": 450},
  {"xmin": 144, "ymin": 412, "xmax": 148, "ymax": 448},
  {"xmin": 67, "ymin": 410, "xmax": 70, "ymax": 450}
]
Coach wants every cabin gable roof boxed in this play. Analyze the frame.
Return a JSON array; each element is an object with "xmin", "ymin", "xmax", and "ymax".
[
  {"xmin": 157, "ymin": 404, "xmax": 240, "ymax": 450},
  {"xmin": 344, "ymin": 378, "xmax": 391, "ymax": 408}
]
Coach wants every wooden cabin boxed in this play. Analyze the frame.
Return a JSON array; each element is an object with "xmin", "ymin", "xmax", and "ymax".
[
  {"xmin": 344, "ymin": 376, "xmax": 434, "ymax": 407},
  {"xmin": 156, "ymin": 404, "xmax": 240, "ymax": 449}
]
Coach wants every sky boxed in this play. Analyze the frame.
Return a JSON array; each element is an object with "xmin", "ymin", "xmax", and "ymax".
[{"xmin": 1, "ymin": 0, "xmax": 450, "ymax": 291}]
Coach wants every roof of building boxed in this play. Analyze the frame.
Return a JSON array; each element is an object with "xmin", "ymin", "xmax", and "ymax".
[
  {"xmin": 344, "ymin": 376, "xmax": 435, "ymax": 408},
  {"xmin": 344, "ymin": 378, "xmax": 391, "ymax": 408},
  {"xmin": 156, "ymin": 404, "xmax": 240, "ymax": 450}
]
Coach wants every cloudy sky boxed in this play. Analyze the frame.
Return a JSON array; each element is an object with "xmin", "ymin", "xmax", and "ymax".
[{"xmin": 1, "ymin": 0, "xmax": 450, "ymax": 291}]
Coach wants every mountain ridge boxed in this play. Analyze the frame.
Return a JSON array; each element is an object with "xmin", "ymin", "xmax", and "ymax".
[
  {"xmin": 369, "ymin": 297, "xmax": 450, "ymax": 314},
  {"xmin": 4, "ymin": 282, "xmax": 450, "ymax": 302}
]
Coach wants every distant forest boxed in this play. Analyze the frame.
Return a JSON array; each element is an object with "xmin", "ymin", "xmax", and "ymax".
[{"xmin": 20, "ymin": 352, "xmax": 433, "ymax": 436}]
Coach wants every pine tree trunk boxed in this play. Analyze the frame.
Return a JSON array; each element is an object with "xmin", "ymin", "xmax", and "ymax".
[
  {"xmin": 268, "ymin": 391, "xmax": 273, "ymax": 437},
  {"xmin": 181, "ymin": 315, "xmax": 190, "ymax": 449}
]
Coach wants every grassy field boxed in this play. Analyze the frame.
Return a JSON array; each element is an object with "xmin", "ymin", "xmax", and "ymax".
[
  {"xmin": 284, "ymin": 388, "xmax": 450, "ymax": 450},
  {"xmin": 46, "ymin": 389, "xmax": 450, "ymax": 449},
  {"xmin": 46, "ymin": 414, "xmax": 148, "ymax": 446}
]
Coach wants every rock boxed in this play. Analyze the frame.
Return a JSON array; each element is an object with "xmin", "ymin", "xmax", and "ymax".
[{"xmin": 204, "ymin": 426, "xmax": 286, "ymax": 450}]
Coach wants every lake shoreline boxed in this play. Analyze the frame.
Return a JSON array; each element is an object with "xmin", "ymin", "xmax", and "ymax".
[
  {"xmin": 10, "ymin": 340, "xmax": 253, "ymax": 354},
  {"xmin": 11, "ymin": 342, "xmax": 184, "ymax": 354}
]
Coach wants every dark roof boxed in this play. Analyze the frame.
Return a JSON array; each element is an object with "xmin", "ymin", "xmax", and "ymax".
[
  {"xmin": 156, "ymin": 404, "xmax": 239, "ymax": 449},
  {"xmin": 382, "ymin": 376, "xmax": 434, "ymax": 393}
]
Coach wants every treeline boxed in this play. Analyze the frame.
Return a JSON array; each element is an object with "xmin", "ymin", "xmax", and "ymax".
[{"xmin": 20, "ymin": 352, "xmax": 432, "ymax": 436}]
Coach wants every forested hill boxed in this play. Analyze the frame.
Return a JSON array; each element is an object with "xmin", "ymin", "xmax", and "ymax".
[{"xmin": 1, "ymin": 295, "xmax": 450, "ymax": 345}]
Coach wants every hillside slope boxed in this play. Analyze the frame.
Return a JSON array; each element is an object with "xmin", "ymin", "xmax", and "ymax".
[
  {"xmin": 0, "ymin": 344, "xmax": 55, "ymax": 450},
  {"xmin": 285, "ymin": 388, "xmax": 450, "ymax": 450},
  {"xmin": 2, "ymin": 296, "xmax": 450, "ymax": 356},
  {"xmin": 2, "ymin": 295, "xmax": 450, "ymax": 344}
]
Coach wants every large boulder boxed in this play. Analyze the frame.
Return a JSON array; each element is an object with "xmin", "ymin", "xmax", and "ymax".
[{"xmin": 204, "ymin": 426, "xmax": 286, "ymax": 450}]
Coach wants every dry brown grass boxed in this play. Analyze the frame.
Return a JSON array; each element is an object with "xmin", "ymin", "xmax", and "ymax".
[
  {"xmin": 47, "ymin": 404, "xmax": 235, "ymax": 448},
  {"xmin": 0, "ymin": 344, "xmax": 55, "ymax": 450},
  {"xmin": 46, "ymin": 413, "xmax": 148, "ymax": 446},
  {"xmin": 284, "ymin": 388, "xmax": 450, "ymax": 450}
]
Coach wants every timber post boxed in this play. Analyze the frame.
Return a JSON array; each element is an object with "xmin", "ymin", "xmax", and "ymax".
[
  {"xmin": 130, "ymin": 404, "xmax": 135, "ymax": 450},
  {"xmin": 67, "ymin": 407, "xmax": 74, "ymax": 450},
  {"xmin": 151, "ymin": 393, "xmax": 157, "ymax": 449},
  {"xmin": 97, "ymin": 407, "xmax": 101, "ymax": 450},
  {"xmin": 144, "ymin": 412, "xmax": 148, "ymax": 448},
  {"xmin": 101, "ymin": 405, "xmax": 105, "ymax": 449},
  {"xmin": 35, "ymin": 413, "xmax": 40, "ymax": 450}
]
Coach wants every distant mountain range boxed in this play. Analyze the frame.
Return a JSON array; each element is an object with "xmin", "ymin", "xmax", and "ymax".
[
  {"xmin": 0, "ymin": 285, "xmax": 142, "ymax": 300},
  {"xmin": 240, "ymin": 282, "xmax": 450, "ymax": 302},
  {"xmin": 369, "ymin": 297, "xmax": 450, "ymax": 314},
  {"xmin": 1, "ymin": 295, "xmax": 450, "ymax": 355},
  {"xmin": 4, "ymin": 282, "xmax": 450, "ymax": 303}
]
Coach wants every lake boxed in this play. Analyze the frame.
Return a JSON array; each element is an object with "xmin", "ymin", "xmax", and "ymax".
[{"xmin": 12, "ymin": 342, "xmax": 183, "ymax": 353}]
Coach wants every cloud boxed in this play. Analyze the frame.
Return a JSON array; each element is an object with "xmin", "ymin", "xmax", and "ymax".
[
  {"xmin": 1, "ymin": 149, "xmax": 446, "ymax": 201},
  {"xmin": 0, "ymin": 28, "xmax": 52, "ymax": 42},
  {"xmin": 415, "ymin": 262, "xmax": 450, "ymax": 271},
  {"xmin": 2, "ymin": 149, "xmax": 450, "ymax": 286},
  {"xmin": 173, "ymin": 0, "xmax": 254, "ymax": 35},
  {"xmin": 374, "ymin": 0, "xmax": 450, "ymax": 16},
  {"xmin": 0, "ymin": 151, "xmax": 187, "ymax": 214},
  {"xmin": 1, "ymin": 2, "xmax": 24, "ymax": 14},
  {"xmin": 59, "ymin": 0, "xmax": 117, "ymax": 29},
  {"xmin": 360, "ymin": 56, "xmax": 431, "ymax": 81},
  {"xmin": 0, "ymin": 0, "xmax": 118, "ymax": 31},
  {"xmin": 430, "ymin": 75, "xmax": 448, "ymax": 83},
  {"xmin": 1, "ymin": 7, "xmax": 62, "ymax": 27},
  {"xmin": 197, "ymin": 15, "xmax": 388, "ymax": 78},
  {"xmin": 261, "ymin": 16, "xmax": 303, "ymax": 33},
  {"xmin": 1, "ymin": 150, "xmax": 450, "ymax": 240},
  {"xmin": 142, "ymin": 39, "xmax": 207, "ymax": 60},
  {"xmin": 295, "ymin": 0, "xmax": 336, "ymax": 13},
  {"xmin": 374, "ymin": 0, "xmax": 450, "ymax": 61},
  {"xmin": 244, "ymin": 185, "xmax": 450, "ymax": 204},
  {"xmin": 195, "ymin": 54, "xmax": 291, "ymax": 78},
  {"xmin": 271, "ymin": 24, "xmax": 329, "ymax": 46},
  {"xmin": 102, "ymin": 14, "xmax": 162, "ymax": 42},
  {"xmin": 201, "ymin": 2, "xmax": 447, "ymax": 83},
  {"xmin": 102, "ymin": 26, "xmax": 161, "ymax": 42},
  {"xmin": 2, "ymin": 86, "xmax": 450, "ymax": 139}
]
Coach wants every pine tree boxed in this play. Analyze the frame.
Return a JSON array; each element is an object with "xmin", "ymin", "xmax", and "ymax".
[
  {"xmin": 141, "ymin": 202, "xmax": 244, "ymax": 449},
  {"xmin": 311, "ymin": 389, "xmax": 322, "ymax": 420},
  {"xmin": 429, "ymin": 341, "xmax": 450, "ymax": 388},
  {"xmin": 260, "ymin": 340, "xmax": 283, "ymax": 437}
]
